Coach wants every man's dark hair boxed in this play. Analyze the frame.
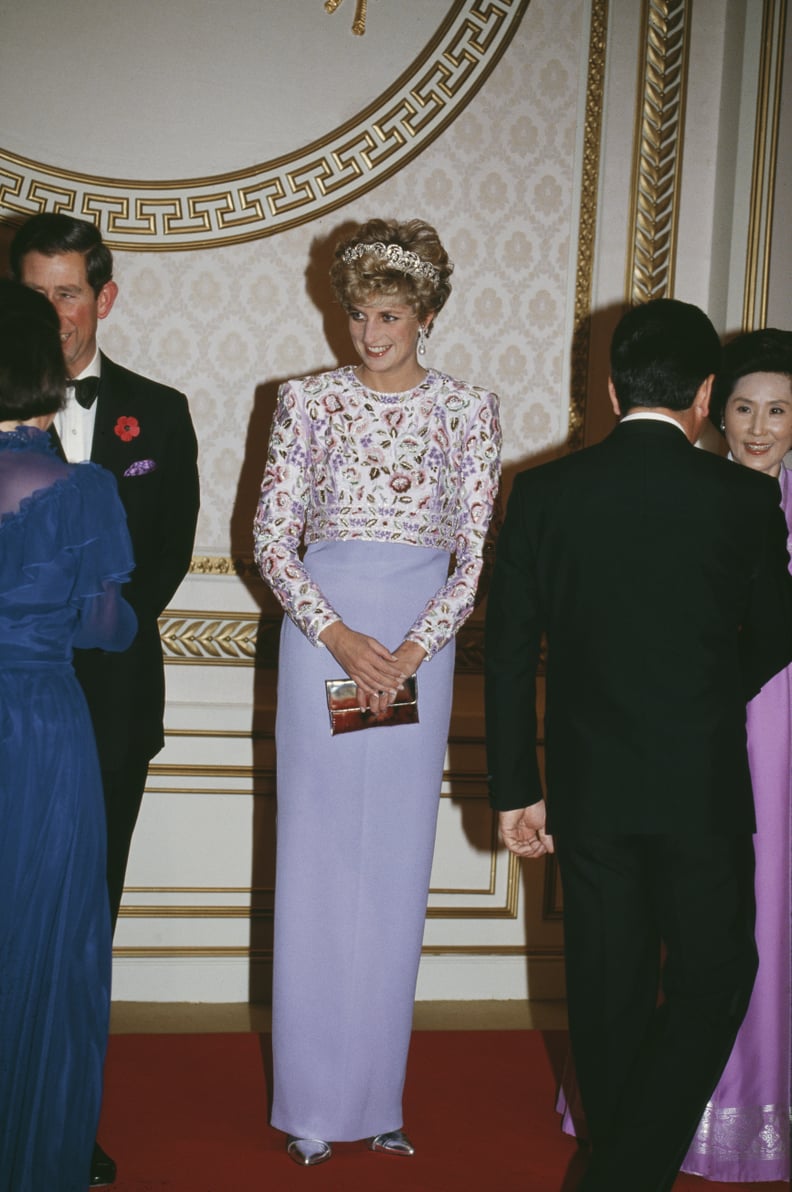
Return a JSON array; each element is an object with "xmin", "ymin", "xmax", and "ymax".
[
  {"xmin": 609, "ymin": 298, "xmax": 721, "ymax": 415},
  {"xmin": 0, "ymin": 279, "xmax": 66, "ymax": 420},
  {"xmin": 9, "ymin": 212, "xmax": 113, "ymax": 296},
  {"xmin": 709, "ymin": 327, "xmax": 792, "ymax": 428}
]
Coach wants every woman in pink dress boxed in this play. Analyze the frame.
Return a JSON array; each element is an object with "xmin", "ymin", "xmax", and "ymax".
[{"xmin": 680, "ymin": 327, "xmax": 792, "ymax": 1182}]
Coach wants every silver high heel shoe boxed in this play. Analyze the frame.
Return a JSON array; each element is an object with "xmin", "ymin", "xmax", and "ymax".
[
  {"xmin": 286, "ymin": 1136, "xmax": 333, "ymax": 1166},
  {"xmin": 369, "ymin": 1129, "xmax": 415, "ymax": 1156}
]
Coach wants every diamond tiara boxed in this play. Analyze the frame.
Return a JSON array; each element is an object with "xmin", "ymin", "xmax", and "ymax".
[{"xmin": 341, "ymin": 241, "xmax": 441, "ymax": 286}]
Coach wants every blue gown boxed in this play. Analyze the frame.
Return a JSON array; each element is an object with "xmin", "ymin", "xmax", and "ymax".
[{"xmin": 0, "ymin": 426, "xmax": 136, "ymax": 1192}]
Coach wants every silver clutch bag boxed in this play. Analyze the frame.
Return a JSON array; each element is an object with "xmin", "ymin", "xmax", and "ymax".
[{"xmin": 324, "ymin": 674, "xmax": 418, "ymax": 735}]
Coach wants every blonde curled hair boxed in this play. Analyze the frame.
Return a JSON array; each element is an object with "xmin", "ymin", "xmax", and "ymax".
[{"xmin": 330, "ymin": 218, "xmax": 453, "ymax": 330}]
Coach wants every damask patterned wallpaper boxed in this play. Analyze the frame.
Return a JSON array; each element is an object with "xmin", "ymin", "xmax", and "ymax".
[{"xmin": 88, "ymin": 0, "xmax": 587, "ymax": 558}]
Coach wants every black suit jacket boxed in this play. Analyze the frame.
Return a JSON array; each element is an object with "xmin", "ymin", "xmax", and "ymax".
[
  {"xmin": 72, "ymin": 353, "xmax": 200, "ymax": 768},
  {"xmin": 485, "ymin": 418, "xmax": 792, "ymax": 837}
]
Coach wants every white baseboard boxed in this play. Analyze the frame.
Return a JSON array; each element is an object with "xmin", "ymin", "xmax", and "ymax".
[{"xmin": 111, "ymin": 952, "xmax": 565, "ymax": 1004}]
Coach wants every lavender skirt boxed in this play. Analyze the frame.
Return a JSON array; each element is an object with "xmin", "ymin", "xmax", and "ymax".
[
  {"xmin": 558, "ymin": 660, "xmax": 792, "ymax": 1182},
  {"xmin": 270, "ymin": 540, "xmax": 455, "ymax": 1140},
  {"xmin": 680, "ymin": 661, "xmax": 792, "ymax": 1182}
]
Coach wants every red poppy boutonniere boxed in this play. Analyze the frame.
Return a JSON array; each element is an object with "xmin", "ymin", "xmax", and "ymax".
[{"xmin": 114, "ymin": 415, "xmax": 140, "ymax": 443}]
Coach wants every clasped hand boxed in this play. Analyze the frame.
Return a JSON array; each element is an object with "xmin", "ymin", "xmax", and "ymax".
[
  {"xmin": 498, "ymin": 802, "xmax": 554, "ymax": 858},
  {"xmin": 320, "ymin": 621, "xmax": 426, "ymax": 714}
]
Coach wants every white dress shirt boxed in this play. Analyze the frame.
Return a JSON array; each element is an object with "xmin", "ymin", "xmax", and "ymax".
[{"xmin": 55, "ymin": 349, "xmax": 101, "ymax": 463}]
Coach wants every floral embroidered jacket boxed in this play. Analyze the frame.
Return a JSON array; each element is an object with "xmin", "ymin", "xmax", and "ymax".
[{"xmin": 253, "ymin": 366, "xmax": 501, "ymax": 658}]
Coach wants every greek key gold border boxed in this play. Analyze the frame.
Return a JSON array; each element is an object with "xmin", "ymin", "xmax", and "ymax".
[
  {"xmin": 626, "ymin": 0, "xmax": 691, "ymax": 302},
  {"xmin": 0, "ymin": 0, "xmax": 529, "ymax": 250},
  {"xmin": 742, "ymin": 0, "xmax": 787, "ymax": 330}
]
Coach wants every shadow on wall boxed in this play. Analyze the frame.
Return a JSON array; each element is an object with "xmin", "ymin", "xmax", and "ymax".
[
  {"xmin": 441, "ymin": 301, "xmax": 628, "ymax": 1003},
  {"xmin": 239, "ymin": 218, "xmax": 360, "ymax": 1005},
  {"xmin": 0, "ymin": 222, "xmax": 19, "ymax": 276},
  {"xmin": 229, "ymin": 217, "xmax": 360, "ymax": 575}
]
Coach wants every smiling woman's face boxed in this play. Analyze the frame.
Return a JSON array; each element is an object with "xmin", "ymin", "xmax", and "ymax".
[{"xmin": 723, "ymin": 371, "xmax": 792, "ymax": 478}]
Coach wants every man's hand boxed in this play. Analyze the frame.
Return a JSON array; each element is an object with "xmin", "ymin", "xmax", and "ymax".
[{"xmin": 498, "ymin": 801, "xmax": 554, "ymax": 858}]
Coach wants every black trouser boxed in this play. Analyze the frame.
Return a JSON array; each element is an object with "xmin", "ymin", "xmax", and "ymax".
[
  {"xmin": 101, "ymin": 758, "xmax": 150, "ymax": 932},
  {"xmin": 556, "ymin": 832, "xmax": 757, "ymax": 1192}
]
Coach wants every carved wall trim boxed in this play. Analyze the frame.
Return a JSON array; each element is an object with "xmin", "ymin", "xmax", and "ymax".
[
  {"xmin": 120, "ymin": 842, "xmax": 519, "ymax": 921},
  {"xmin": 160, "ymin": 608, "xmax": 488, "ymax": 672},
  {"xmin": 0, "ymin": 0, "xmax": 529, "ymax": 250},
  {"xmin": 627, "ymin": 0, "xmax": 691, "ymax": 302},
  {"xmin": 569, "ymin": 0, "xmax": 608, "ymax": 450},
  {"xmin": 113, "ymin": 942, "xmax": 564, "ymax": 959},
  {"xmin": 743, "ymin": 0, "xmax": 787, "ymax": 329}
]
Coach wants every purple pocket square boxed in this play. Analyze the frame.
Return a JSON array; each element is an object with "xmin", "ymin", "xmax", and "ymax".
[{"xmin": 124, "ymin": 459, "xmax": 157, "ymax": 478}]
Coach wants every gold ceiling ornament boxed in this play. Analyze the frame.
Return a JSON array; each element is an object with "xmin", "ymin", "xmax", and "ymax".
[
  {"xmin": 325, "ymin": 0, "xmax": 368, "ymax": 36},
  {"xmin": 626, "ymin": 0, "xmax": 691, "ymax": 304}
]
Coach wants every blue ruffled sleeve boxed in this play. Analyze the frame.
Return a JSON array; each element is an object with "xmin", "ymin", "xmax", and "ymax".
[{"xmin": 69, "ymin": 463, "xmax": 137, "ymax": 651}]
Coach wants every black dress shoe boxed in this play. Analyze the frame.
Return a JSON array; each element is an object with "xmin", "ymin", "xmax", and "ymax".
[{"xmin": 90, "ymin": 1142, "xmax": 117, "ymax": 1186}]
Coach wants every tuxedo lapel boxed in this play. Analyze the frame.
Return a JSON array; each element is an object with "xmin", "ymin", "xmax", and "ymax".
[
  {"xmin": 90, "ymin": 352, "xmax": 120, "ymax": 468},
  {"xmin": 90, "ymin": 354, "xmax": 148, "ymax": 480},
  {"xmin": 48, "ymin": 424, "xmax": 67, "ymax": 462}
]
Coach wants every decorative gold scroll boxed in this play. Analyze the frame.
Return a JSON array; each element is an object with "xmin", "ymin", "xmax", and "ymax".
[
  {"xmin": 325, "ymin": 0, "xmax": 369, "ymax": 36},
  {"xmin": 742, "ymin": 0, "xmax": 787, "ymax": 330},
  {"xmin": 626, "ymin": 0, "xmax": 691, "ymax": 302},
  {"xmin": 569, "ymin": 0, "xmax": 608, "ymax": 450},
  {"xmin": 159, "ymin": 608, "xmax": 487, "ymax": 673}
]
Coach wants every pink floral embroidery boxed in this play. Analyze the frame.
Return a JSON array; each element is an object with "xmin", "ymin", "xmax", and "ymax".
[
  {"xmin": 253, "ymin": 367, "xmax": 501, "ymax": 659},
  {"xmin": 114, "ymin": 416, "xmax": 140, "ymax": 442}
]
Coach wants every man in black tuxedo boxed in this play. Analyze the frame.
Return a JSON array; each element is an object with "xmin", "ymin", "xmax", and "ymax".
[
  {"xmin": 11, "ymin": 213, "xmax": 200, "ymax": 1186},
  {"xmin": 485, "ymin": 299, "xmax": 792, "ymax": 1192}
]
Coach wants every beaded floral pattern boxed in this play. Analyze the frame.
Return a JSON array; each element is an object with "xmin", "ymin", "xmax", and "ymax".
[{"xmin": 253, "ymin": 367, "xmax": 501, "ymax": 657}]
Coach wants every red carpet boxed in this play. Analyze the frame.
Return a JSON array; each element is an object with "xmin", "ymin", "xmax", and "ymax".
[{"xmin": 98, "ymin": 1031, "xmax": 787, "ymax": 1192}]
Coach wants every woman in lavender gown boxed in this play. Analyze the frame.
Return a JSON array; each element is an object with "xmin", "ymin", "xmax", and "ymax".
[
  {"xmin": 253, "ymin": 219, "xmax": 500, "ymax": 1166},
  {"xmin": 679, "ymin": 328, "xmax": 792, "ymax": 1182},
  {"xmin": 0, "ymin": 281, "xmax": 136, "ymax": 1191}
]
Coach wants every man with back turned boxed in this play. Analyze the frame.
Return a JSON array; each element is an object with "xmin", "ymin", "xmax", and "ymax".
[{"xmin": 485, "ymin": 298, "xmax": 792, "ymax": 1191}]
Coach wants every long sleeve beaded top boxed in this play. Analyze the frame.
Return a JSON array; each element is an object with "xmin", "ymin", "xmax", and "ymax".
[{"xmin": 253, "ymin": 366, "xmax": 501, "ymax": 659}]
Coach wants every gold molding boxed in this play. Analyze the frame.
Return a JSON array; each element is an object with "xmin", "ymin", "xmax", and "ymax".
[
  {"xmin": 146, "ymin": 761, "xmax": 492, "ymax": 788},
  {"xmin": 742, "ymin": 0, "xmax": 787, "ymax": 330},
  {"xmin": 159, "ymin": 607, "xmax": 487, "ymax": 672},
  {"xmin": 159, "ymin": 611, "xmax": 259, "ymax": 666},
  {"xmin": 0, "ymin": 1, "xmax": 529, "ymax": 250},
  {"xmin": 112, "ymin": 942, "xmax": 564, "ymax": 959},
  {"xmin": 117, "ymin": 902, "xmax": 517, "ymax": 921},
  {"xmin": 189, "ymin": 555, "xmax": 259, "ymax": 578},
  {"xmin": 569, "ymin": 0, "xmax": 608, "ymax": 450},
  {"xmin": 119, "ymin": 846, "xmax": 522, "ymax": 921},
  {"xmin": 626, "ymin": 0, "xmax": 691, "ymax": 302}
]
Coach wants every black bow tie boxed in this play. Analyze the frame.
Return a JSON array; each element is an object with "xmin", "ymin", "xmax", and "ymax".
[{"xmin": 71, "ymin": 376, "xmax": 100, "ymax": 409}]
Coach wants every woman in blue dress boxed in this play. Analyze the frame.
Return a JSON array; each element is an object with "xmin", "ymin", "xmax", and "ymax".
[{"xmin": 0, "ymin": 281, "xmax": 137, "ymax": 1191}]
